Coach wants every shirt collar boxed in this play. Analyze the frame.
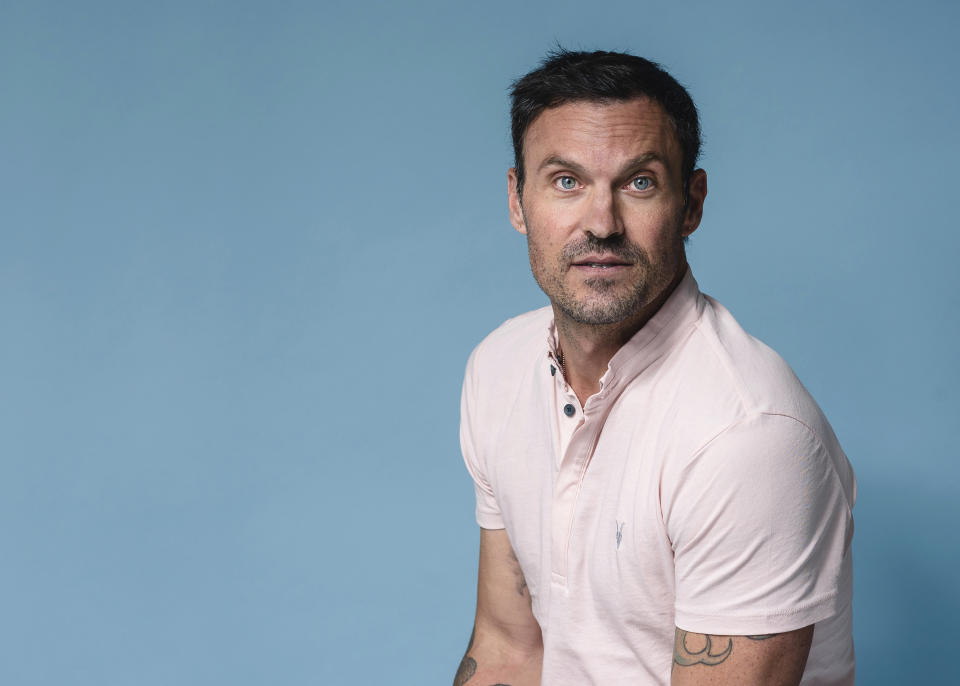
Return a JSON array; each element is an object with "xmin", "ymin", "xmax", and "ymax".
[{"xmin": 546, "ymin": 267, "xmax": 703, "ymax": 398}]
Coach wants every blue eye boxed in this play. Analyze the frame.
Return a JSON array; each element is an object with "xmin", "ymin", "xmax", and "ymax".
[
  {"xmin": 557, "ymin": 176, "xmax": 578, "ymax": 190},
  {"xmin": 632, "ymin": 176, "xmax": 652, "ymax": 191}
]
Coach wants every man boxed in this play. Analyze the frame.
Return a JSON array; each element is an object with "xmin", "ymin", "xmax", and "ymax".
[{"xmin": 455, "ymin": 50, "xmax": 856, "ymax": 686}]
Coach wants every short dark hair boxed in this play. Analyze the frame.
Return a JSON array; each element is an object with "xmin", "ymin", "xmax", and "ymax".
[{"xmin": 510, "ymin": 48, "xmax": 701, "ymax": 200}]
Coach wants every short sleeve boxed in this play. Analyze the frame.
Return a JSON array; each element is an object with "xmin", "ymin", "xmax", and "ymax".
[
  {"xmin": 460, "ymin": 349, "xmax": 505, "ymax": 530},
  {"xmin": 666, "ymin": 412, "xmax": 854, "ymax": 635}
]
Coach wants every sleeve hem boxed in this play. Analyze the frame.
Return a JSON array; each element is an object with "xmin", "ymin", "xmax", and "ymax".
[
  {"xmin": 675, "ymin": 591, "xmax": 840, "ymax": 635},
  {"xmin": 476, "ymin": 511, "xmax": 505, "ymax": 530}
]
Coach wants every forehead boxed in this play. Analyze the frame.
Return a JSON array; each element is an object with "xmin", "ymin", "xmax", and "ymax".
[{"xmin": 523, "ymin": 98, "xmax": 681, "ymax": 173}]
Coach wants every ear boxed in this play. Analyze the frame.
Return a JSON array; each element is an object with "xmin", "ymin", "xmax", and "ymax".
[
  {"xmin": 507, "ymin": 168, "xmax": 527, "ymax": 235},
  {"xmin": 681, "ymin": 169, "xmax": 707, "ymax": 238}
]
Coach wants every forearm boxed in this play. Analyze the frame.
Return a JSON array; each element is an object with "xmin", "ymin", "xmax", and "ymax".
[{"xmin": 453, "ymin": 625, "xmax": 542, "ymax": 686}]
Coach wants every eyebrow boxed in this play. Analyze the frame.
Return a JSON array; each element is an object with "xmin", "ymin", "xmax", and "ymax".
[
  {"xmin": 537, "ymin": 152, "xmax": 668, "ymax": 177},
  {"xmin": 538, "ymin": 155, "xmax": 588, "ymax": 175},
  {"xmin": 621, "ymin": 153, "xmax": 668, "ymax": 173}
]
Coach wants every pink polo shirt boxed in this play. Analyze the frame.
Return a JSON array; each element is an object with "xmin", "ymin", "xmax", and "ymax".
[{"xmin": 460, "ymin": 270, "xmax": 856, "ymax": 685}]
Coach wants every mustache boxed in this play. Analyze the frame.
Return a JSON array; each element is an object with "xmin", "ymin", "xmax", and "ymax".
[{"xmin": 561, "ymin": 234, "xmax": 648, "ymax": 263}]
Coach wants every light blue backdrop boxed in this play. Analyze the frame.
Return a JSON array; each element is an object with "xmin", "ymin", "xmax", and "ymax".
[{"xmin": 2, "ymin": 0, "xmax": 957, "ymax": 683}]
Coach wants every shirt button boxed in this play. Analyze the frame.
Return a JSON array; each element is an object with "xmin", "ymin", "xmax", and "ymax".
[
  {"xmin": 550, "ymin": 365, "xmax": 556, "ymax": 376},
  {"xmin": 563, "ymin": 403, "xmax": 576, "ymax": 417}
]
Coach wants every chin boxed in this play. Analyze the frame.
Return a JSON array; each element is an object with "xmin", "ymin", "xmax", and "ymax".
[{"xmin": 557, "ymin": 293, "xmax": 648, "ymax": 326}]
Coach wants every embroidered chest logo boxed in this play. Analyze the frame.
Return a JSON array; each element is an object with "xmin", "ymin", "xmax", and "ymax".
[{"xmin": 616, "ymin": 520, "xmax": 625, "ymax": 550}]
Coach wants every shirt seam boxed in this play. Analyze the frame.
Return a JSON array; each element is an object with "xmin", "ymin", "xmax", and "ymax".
[
  {"xmin": 691, "ymin": 315, "xmax": 754, "ymax": 416},
  {"xmin": 684, "ymin": 411, "xmax": 852, "ymax": 511}
]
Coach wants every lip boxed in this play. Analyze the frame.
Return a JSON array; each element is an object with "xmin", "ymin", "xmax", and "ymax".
[{"xmin": 570, "ymin": 254, "xmax": 633, "ymax": 267}]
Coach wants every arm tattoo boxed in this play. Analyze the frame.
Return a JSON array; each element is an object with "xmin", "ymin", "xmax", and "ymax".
[
  {"xmin": 673, "ymin": 629, "xmax": 732, "ymax": 667},
  {"xmin": 453, "ymin": 628, "xmax": 476, "ymax": 686},
  {"xmin": 673, "ymin": 629, "xmax": 779, "ymax": 669},
  {"xmin": 455, "ymin": 548, "xmax": 528, "ymax": 686},
  {"xmin": 452, "ymin": 657, "xmax": 475, "ymax": 686}
]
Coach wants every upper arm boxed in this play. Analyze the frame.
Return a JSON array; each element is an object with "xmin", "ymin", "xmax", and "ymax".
[
  {"xmin": 453, "ymin": 531, "xmax": 541, "ymax": 686},
  {"xmin": 474, "ymin": 527, "xmax": 542, "ymax": 650},
  {"xmin": 665, "ymin": 415, "xmax": 850, "ymax": 683},
  {"xmin": 667, "ymin": 413, "xmax": 854, "ymax": 634},
  {"xmin": 671, "ymin": 626, "xmax": 814, "ymax": 686}
]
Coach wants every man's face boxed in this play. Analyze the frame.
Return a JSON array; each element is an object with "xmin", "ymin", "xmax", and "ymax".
[{"xmin": 508, "ymin": 98, "xmax": 706, "ymax": 327}]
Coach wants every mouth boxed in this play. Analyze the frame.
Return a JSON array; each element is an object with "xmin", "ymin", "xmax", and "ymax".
[{"xmin": 570, "ymin": 254, "xmax": 633, "ymax": 270}]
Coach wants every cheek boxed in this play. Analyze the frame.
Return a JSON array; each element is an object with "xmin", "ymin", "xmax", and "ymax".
[
  {"xmin": 527, "ymin": 232, "xmax": 560, "ymax": 270},
  {"xmin": 525, "ymin": 195, "xmax": 578, "ymax": 234},
  {"xmin": 626, "ymin": 205, "xmax": 685, "ymax": 245},
  {"xmin": 525, "ymin": 211, "xmax": 572, "ymax": 257}
]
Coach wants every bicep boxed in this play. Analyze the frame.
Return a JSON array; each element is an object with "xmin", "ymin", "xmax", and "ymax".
[
  {"xmin": 668, "ymin": 414, "xmax": 853, "ymax": 632},
  {"xmin": 475, "ymin": 527, "xmax": 541, "ymax": 648},
  {"xmin": 453, "ymin": 529, "xmax": 541, "ymax": 686},
  {"xmin": 671, "ymin": 626, "xmax": 814, "ymax": 686}
]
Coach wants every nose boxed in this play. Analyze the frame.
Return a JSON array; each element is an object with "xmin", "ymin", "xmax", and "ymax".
[{"xmin": 582, "ymin": 186, "xmax": 623, "ymax": 239}]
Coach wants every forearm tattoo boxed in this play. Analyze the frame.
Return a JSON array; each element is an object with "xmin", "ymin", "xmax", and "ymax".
[
  {"xmin": 453, "ymin": 656, "xmax": 476, "ymax": 686},
  {"xmin": 454, "ymin": 629, "xmax": 477, "ymax": 686},
  {"xmin": 673, "ymin": 629, "xmax": 776, "ymax": 668},
  {"xmin": 455, "ymin": 548, "xmax": 529, "ymax": 686},
  {"xmin": 453, "ymin": 626, "xmax": 515, "ymax": 685},
  {"xmin": 452, "ymin": 656, "xmax": 510, "ymax": 686}
]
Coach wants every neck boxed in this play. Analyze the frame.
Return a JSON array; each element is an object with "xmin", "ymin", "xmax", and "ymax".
[{"xmin": 555, "ymin": 266, "xmax": 686, "ymax": 406}]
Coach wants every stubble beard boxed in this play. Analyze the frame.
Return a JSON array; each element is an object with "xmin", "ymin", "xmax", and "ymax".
[{"xmin": 527, "ymin": 227, "xmax": 685, "ymax": 327}]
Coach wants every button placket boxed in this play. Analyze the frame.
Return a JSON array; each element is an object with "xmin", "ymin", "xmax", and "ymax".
[{"xmin": 551, "ymin": 410, "xmax": 599, "ymax": 587}]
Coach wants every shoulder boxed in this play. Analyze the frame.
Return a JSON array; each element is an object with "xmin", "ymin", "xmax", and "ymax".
[
  {"xmin": 659, "ymin": 293, "xmax": 855, "ymax": 509},
  {"xmin": 680, "ymin": 293, "xmax": 833, "ymax": 437},
  {"xmin": 466, "ymin": 306, "xmax": 552, "ymax": 381},
  {"xmin": 460, "ymin": 306, "xmax": 552, "ymax": 467}
]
